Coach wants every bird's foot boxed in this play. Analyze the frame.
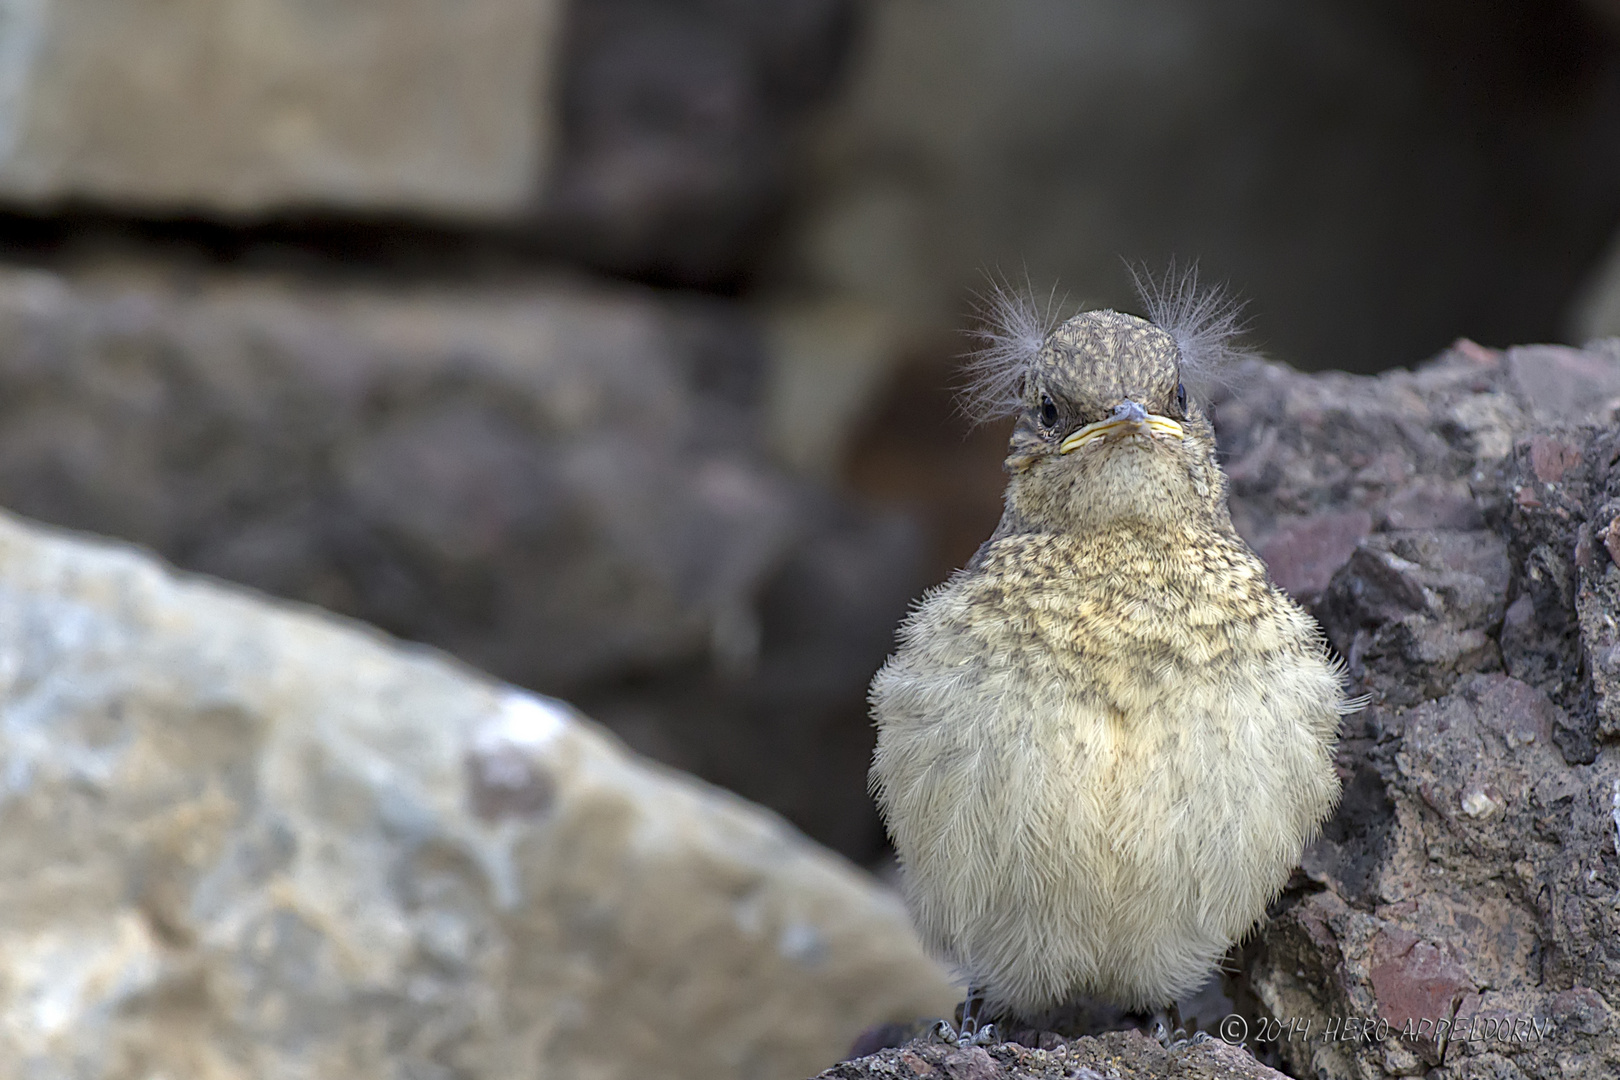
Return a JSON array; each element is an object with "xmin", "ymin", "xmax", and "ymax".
[
  {"xmin": 1148, "ymin": 1005, "xmax": 1213, "ymax": 1049},
  {"xmin": 1150, "ymin": 1006, "xmax": 1208, "ymax": 1049},
  {"xmin": 933, "ymin": 1018, "xmax": 1000, "ymax": 1047},
  {"xmin": 935, "ymin": 988, "xmax": 998, "ymax": 1047},
  {"xmin": 1158, "ymin": 1026, "xmax": 1212, "ymax": 1049}
]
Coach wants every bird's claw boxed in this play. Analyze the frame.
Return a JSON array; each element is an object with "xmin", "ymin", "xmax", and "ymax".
[
  {"xmin": 1150, "ymin": 1017, "xmax": 1210, "ymax": 1050},
  {"xmin": 932, "ymin": 1018, "xmax": 1000, "ymax": 1047}
]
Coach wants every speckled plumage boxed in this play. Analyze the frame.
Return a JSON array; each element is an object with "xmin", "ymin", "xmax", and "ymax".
[{"xmin": 869, "ymin": 308, "xmax": 1346, "ymax": 1021}]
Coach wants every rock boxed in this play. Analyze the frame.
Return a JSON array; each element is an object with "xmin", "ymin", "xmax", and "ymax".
[
  {"xmin": 1507, "ymin": 346, "xmax": 1620, "ymax": 424},
  {"xmin": 0, "ymin": 0, "xmax": 859, "ymax": 284},
  {"xmin": 0, "ymin": 265, "xmax": 774, "ymax": 688},
  {"xmin": 0, "ymin": 265, "xmax": 920, "ymax": 859},
  {"xmin": 0, "ymin": 0, "xmax": 564, "ymax": 219},
  {"xmin": 1255, "ymin": 509, "xmax": 1373, "ymax": 604},
  {"xmin": 0, "ymin": 508, "xmax": 956, "ymax": 1079},
  {"xmin": 1316, "ymin": 529, "xmax": 1511, "ymax": 707},
  {"xmin": 1205, "ymin": 340, "xmax": 1620, "ymax": 1079},
  {"xmin": 822, "ymin": 1030, "xmax": 1288, "ymax": 1079},
  {"xmin": 537, "ymin": 0, "xmax": 858, "ymax": 285},
  {"xmin": 1248, "ymin": 676, "xmax": 1620, "ymax": 1080},
  {"xmin": 1213, "ymin": 346, "xmax": 1524, "ymax": 689},
  {"xmin": 1213, "ymin": 345, "xmax": 1522, "ymax": 541}
]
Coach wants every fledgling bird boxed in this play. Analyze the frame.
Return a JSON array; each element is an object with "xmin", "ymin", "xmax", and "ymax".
[{"xmin": 868, "ymin": 273, "xmax": 1349, "ymax": 1041}]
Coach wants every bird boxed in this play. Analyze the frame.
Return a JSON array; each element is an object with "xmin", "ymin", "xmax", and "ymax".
[{"xmin": 867, "ymin": 270, "xmax": 1349, "ymax": 1044}]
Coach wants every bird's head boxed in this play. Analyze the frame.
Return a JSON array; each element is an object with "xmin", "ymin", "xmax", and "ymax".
[{"xmin": 999, "ymin": 309, "xmax": 1224, "ymax": 533}]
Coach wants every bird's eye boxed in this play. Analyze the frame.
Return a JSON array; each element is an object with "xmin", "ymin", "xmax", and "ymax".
[
  {"xmin": 1175, "ymin": 381, "xmax": 1187, "ymax": 415},
  {"xmin": 1039, "ymin": 395, "xmax": 1058, "ymax": 429}
]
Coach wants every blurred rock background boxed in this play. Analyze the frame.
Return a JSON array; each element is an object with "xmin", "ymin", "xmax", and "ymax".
[{"xmin": 0, "ymin": 0, "xmax": 1617, "ymax": 877}]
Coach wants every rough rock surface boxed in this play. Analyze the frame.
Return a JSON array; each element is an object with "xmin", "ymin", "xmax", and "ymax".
[
  {"xmin": 818, "ymin": 1030, "xmax": 1287, "ymax": 1080},
  {"xmin": 0, "ymin": 265, "xmax": 916, "ymax": 858},
  {"xmin": 0, "ymin": 508, "xmax": 955, "ymax": 1080},
  {"xmin": 1214, "ymin": 340, "xmax": 1620, "ymax": 1079},
  {"xmin": 0, "ymin": 0, "xmax": 564, "ymax": 218}
]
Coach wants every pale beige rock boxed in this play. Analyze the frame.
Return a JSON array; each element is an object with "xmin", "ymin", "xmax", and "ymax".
[
  {"xmin": 0, "ymin": 511, "xmax": 955, "ymax": 1080},
  {"xmin": 0, "ymin": 0, "xmax": 562, "ymax": 218}
]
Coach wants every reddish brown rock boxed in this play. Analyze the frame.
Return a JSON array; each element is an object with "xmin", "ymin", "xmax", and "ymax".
[
  {"xmin": 1529, "ymin": 435, "xmax": 1583, "ymax": 484},
  {"xmin": 1219, "ymin": 341, "xmax": 1620, "ymax": 1080},
  {"xmin": 1552, "ymin": 988, "xmax": 1612, "ymax": 1036},
  {"xmin": 1256, "ymin": 509, "xmax": 1373, "ymax": 601},
  {"xmin": 1367, "ymin": 929, "xmax": 1477, "ymax": 1031}
]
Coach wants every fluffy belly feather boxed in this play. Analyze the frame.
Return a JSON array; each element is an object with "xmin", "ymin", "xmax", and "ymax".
[{"xmin": 871, "ymin": 654, "xmax": 1339, "ymax": 1016}]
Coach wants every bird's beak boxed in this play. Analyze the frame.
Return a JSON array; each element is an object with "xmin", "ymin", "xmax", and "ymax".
[{"xmin": 1058, "ymin": 400, "xmax": 1184, "ymax": 454}]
